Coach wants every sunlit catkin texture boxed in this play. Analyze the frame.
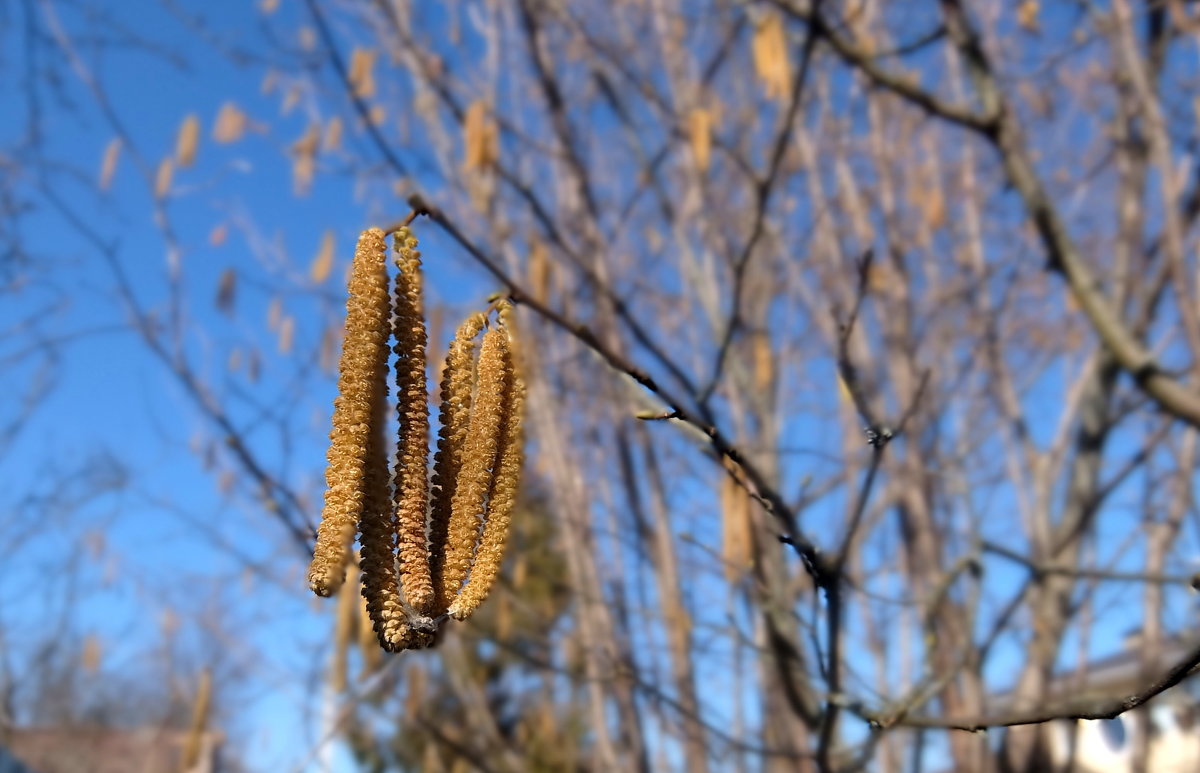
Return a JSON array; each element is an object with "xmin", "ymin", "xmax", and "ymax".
[
  {"xmin": 392, "ymin": 227, "xmax": 434, "ymax": 617},
  {"xmin": 448, "ymin": 325, "xmax": 524, "ymax": 621},
  {"xmin": 358, "ymin": 323, "xmax": 410, "ymax": 650},
  {"xmin": 307, "ymin": 228, "xmax": 390, "ymax": 597},
  {"xmin": 441, "ymin": 327, "xmax": 508, "ymax": 603},
  {"xmin": 428, "ymin": 312, "xmax": 486, "ymax": 613}
]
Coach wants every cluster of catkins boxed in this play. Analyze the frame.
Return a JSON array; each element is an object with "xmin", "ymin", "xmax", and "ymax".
[{"xmin": 307, "ymin": 226, "xmax": 525, "ymax": 652}]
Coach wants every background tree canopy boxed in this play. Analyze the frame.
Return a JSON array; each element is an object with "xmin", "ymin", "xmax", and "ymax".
[{"xmin": 3, "ymin": 1, "xmax": 1200, "ymax": 771}]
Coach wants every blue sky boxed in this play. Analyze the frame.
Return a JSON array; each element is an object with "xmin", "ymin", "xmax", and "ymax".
[
  {"xmin": 0, "ymin": 1, "xmax": 497, "ymax": 767},
  {"xmin": 4, "ymin": 2, "xmax": 1200, "ymax": 771}
]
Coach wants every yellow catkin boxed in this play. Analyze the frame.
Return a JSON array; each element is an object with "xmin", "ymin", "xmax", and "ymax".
[
  {"xmin": 180, "ymin": 669, "xmax": 211, "ymax": 773},
  {"xmin": 155, "ymin": 158, "xmax": 174, "ymax": 198},
  {"xmin": 358, "ymin": 354, "xmax": 411, "ymax": 650},
  {"xmin": 428, "ymin": 312, "xmax": 487, "ymax": 613},
  {"xmin": 310, "ymin": 230, "xmax": 335, "ymax": 283},
  {"xmin": 441, "ymin": 326, "xmax": 509, "ymax": 604},
  {"xmin": 448, "ymin": 320, "xmax": 524, "ymax": 621},
  {"xmin": 348, "ymin": 47, "xmax": 377, "ymax": 99},
  {"xmin": 752, "ymin": 13, "xmax": 791, "ymax": 101},
  {"xmin": 307, "ymin": 228, "xmax": 391, "ymax": 596},
  {"xmin": 462, "ymin": 100, "xmax": 498, "ymax": 171},
  {"xmin": 392, "ymin": 228, "xmax": 435, "ymax": 618},
  {"xmin": 330, "ymin": 562, "xmax": 357, "ymax": 692},
  {"xmin": 689, "ymin": 108, "xmax": 712, "ymax": 172},
  {"xmin": 720, "ymin": 467, "xmax": 752, "ymax": 582},
  {"xmin": 356, "ymin": 592, "xmax": 382, "ymax": 676},
  {"xmin": 213, "ymin": 102, "xmax": 247, "ymax": 144}
]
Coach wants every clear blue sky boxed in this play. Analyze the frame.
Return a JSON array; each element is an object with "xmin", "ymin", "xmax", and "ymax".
[
  {"xmin": 0, "ymin": 1, "xmax": 498, "ymax": 767},
  {"xmin": 3, "ymin": 2, "xmax": 1198, "ymax": 771}
]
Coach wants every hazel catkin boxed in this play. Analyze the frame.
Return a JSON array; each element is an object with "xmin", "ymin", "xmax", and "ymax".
[
  {"xmin": 392, "ymin": 227, "xmax": 435, "ymax": 617},
  {"xmin": 428, "ymin": 312, "xmax": 487, "ymax": 613},
  {"xmin": 448, "ymin": 319, "xmax": 524, "ymax": 620},
  {"xmin": 307, "ymin": 228, "xmax": 390, "ymax": 597}
]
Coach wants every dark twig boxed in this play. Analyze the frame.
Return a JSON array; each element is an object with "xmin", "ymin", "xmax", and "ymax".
[{"xmin": 410, "ymin": 194, "xmax": 836, "ymax": 588}]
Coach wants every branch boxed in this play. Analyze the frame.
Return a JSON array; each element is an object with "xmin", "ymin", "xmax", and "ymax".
[
  {"xmin": 800, "ymin": 0, "xmax": 1200, "ymax": 428},
  {"xmin": 773, "ymin": 1, "xmax": 998, "ymax": 132},
  {"xmin": 409, "ymin": 195, "xmax": 837, "ymax": 587},
  {"xmin": 701, "ymin": 8, "xmax": 821, "ymax": 405},
  {"xmin": 861, "ymin": 637, "xmax": 1200, "ymax": 731},
  {"xmin": 982, "ymin": 540, "xmax": 1194, "ymax": 586}
]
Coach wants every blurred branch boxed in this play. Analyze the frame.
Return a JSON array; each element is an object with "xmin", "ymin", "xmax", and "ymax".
[
  {"xmin": 700, "ymin": 7, "xmax": 821, "ymax": 406},
  {"xmin": 409, "ymin": 194, "xmax": 837, "ymax": 586},
  {"xmin": 861, "ymin": 637, "xmax": 1200, "ymax": 731},
  {"xmin": 981, "ymin": 540, "xmax": 1194, "ymax": 586},
  {"xmin": 787, "ymin": 0, "xmax": 1200, "ymax": 429}
]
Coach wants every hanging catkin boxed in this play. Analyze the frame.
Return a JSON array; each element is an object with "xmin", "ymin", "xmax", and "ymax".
[
  {"xmin": 307, "ymin": 220, "xmax": 525, "ymax": 651},
  {"xmin": 441, "ymin": 326, "xmax": 510, "ymax": 603},
  {"xmin": 449, "ymin": 314, "xmax": 524, "ymax": 620},
  {"xmin": 358, "ymin": 373, "xmax": 411, "ymax": 650},
  {"xmin": 429, "ymin": 312, "xmax": 487, "ymax": 613},
  {"xmin": 392, "ymin": 227, "xmax": 435, "ymax": 618},
  {"xmin": 308, "ymin": 228, "xmax": 391, "ymax": 597}
]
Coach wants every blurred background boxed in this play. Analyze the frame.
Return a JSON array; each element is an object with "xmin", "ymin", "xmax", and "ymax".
[{"xmin": 3, "ymin": 1, "xmax": 1200, "ymax": 771}]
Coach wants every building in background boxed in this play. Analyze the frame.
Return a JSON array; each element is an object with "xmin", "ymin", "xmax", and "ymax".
[{"xmin": 0, "ymin": 728, "xmax": 220, "ymax": 773}]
